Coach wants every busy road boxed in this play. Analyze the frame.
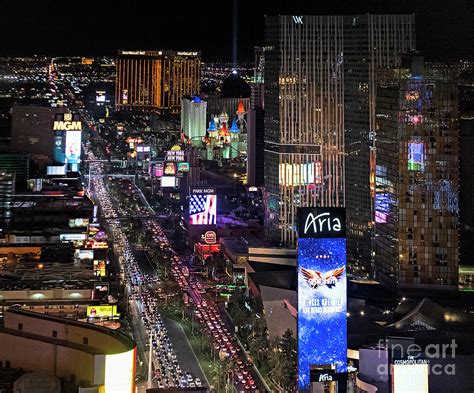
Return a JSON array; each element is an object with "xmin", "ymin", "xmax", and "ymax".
[{"xmin": 86, "ymin": 149, "xmax": 206, "ymax": 390}]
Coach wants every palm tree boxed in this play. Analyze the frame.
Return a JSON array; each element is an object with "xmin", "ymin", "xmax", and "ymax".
[
  {"xmin": 268, "ymin": 349, "xmax": 292, "ymax": 391},
  {"xmin": 209, "ymin": 361, "xmax": 226, "ymax": 390}
]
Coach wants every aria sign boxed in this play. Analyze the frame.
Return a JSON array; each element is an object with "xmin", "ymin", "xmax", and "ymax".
[
  {"xmin": 310, "ymin": 371, "xmax": 348, "ymax": 383},
  {"xmin": 298, "ymin": 208, "xmax": 346, "ymax": 238}
]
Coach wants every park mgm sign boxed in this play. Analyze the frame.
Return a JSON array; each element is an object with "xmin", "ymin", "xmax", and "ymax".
[{"xmin": 53, "ymin": 113, "xmax": 82, "ymax": 131}]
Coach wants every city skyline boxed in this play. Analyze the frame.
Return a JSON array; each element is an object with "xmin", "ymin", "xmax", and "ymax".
[
  {"xmin": 0, "ymin": 0, "xmax": 472, "ymax": 61},
  {"xmin": 0, "ymin": 2, "xmax": 472, "ymax": 392}
]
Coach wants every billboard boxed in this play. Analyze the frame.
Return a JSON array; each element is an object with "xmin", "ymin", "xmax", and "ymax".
[
  {"xmin": 164, "ymin": 162, "xmax": 176, "ymax": 175},
  {"xmin": 53, "ymin": 132, "xmax": 66, "ymax": 164},
  {"xmin": 166, "ymin": 144, "xmax": 185, "ymax": 162},
  {"xmin": 375, "ymin": 193, "xmax": 391, "ymax": 224},
  {"xmin": 75, "ymin": 249, "xmax": 94, "ymax": 260},
  {"xmin": 96, "ymin": 90, "xmax": 106, "ymax": 103},
  {"xmin": 161, "ymin": 176, "xmax": 176, "ymax": 188},
  {"xmin": 297, "ymin": 208, "xmax": 347, "ymax": 391},
  {"xmin": 94, "ymin": 260, "xmax": 106, "ymax": 276},
  {"xmin": 177, "ymin": 162, "xmax": 190, "ymax": 173},
  {"xmin": 47, "ymin": 165, "xmax": 66, "ymax": 175},
  {"xmin": 279, "ymin": 161, "xmax": 322, "ymax": 186},
  {"xmin": 392, "ymin": 363, "xmax": 429, "ymax": 393},
  {"xmin": 60, "ymin": 233, "xmax": 87, "ymax": 241},
  {"xmin": 104, "ymin": 348, "xmax": 136, "ymax": 393},
  {"xmin": 87, "ymin": 305, "xmax": 117, "ymax": 318},
  {"xmin": 69, "ymin": 218, "xmax": 89, "ymax": 228},
  {"xmin": 154, "ymin": 164, "xmax": 164, "ymax": 177},
  {"xmin": 189, "ymin": 188, "xmax": 217, "ymax": 225},
  {"xmin": 408, "ymin": 141, "xmax": 425, "ymax": 171},
  {"xmin": 65, "ymin": 130, "xmax": 82, "ymax": 164}
]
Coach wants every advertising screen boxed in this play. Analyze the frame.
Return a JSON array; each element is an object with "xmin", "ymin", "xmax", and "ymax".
[
  {"xmin": 96, "ymin": 90, "xmax": 106, "ymax": 103},
  {"xmin": 177, "ymin": 162, "xmax": 190, "ymax": 173},
  {"xmin": 154, "ymin": 164, "xmax": 164, "ymax": 177},
  {"xmin": 87, "ymin": 305, "xmax": 117, "ymax": 318},
  {"xmin": 69, "ymin": 218, "xmax": 90, "ymax": 228},
  {"xmin": 76, "ymin": 249, "xmax": 94, "ymax": 260},
  {"xmin": 104, "ymin": 348, "xmax": 135, "ymax": 393},
  {"xmin": 279, "ymin": 161, "xmax": 322, "ymax": 186},
  {"xmin": 53, "ymin": 131, "xmax": 66, "ymax": 163},
  {"xmin": 60, "ymin": 233, "xmax": 87, "ymax": 241},
  {"xmin": 408, "ymin": 142, "xmax": 425, "ymax": 171},
  {"xmin": 161, "ymin": 176, "xmax": 176, "ymax": 188},
  {"xmin": 189, "ymin": 191, "xmax": 217, "ymax": 225},
  {"xmin": 65, "ymin": 131, "xmax": 82, "ymax": 164},
  {"xmin": 47, "ymin": 165, "xmax": 67, "ymax": 175},
  {"xmin": 164, "ymin": 162, "xmax": 176, "ymax": 175},
  {"xmin": 166, "ymin": 144, "xmax": 185, "ymax": 162},
  {"xmin": 297, "ymin": 208, "xmax": 347, "ymax": 391},
  {"xmin": 136, "ymin": 145, "xmax": 151, "ymax": 153},
  {"xmin": 392, "ymin": 363, "xmax": 429, "ymax": 393},
  {"xmin": 375, "ymin": 193, "xmax": 391, "ymax": 224},
  {"xmin": 94, "ymin": 260, "xmax": 106, "ymax": 277}
]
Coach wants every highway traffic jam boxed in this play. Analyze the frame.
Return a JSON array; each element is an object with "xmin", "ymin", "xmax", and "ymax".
[{"xmin": 88, "ymin": 151, "xmax": 202, "ymax": 389}]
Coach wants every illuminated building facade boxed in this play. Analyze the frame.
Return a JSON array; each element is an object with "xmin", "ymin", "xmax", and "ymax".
[
  {"xmin": 344, "ymin": 15, "xmax": 416, "ymax": 276},
  {"xmin": 115, "ymin": 50, "xmax": 200, "ymax": 114},
  {"xmin": 264, "ymin": 15, "xmax": 345, "ymax": 246},
  {"xmin": 263, "ymin": 15, "xmax": 416, "ymax": 252},
  {"xmin": 181, "ymin": 96, "xmax": 207, "ymax": 145},
  {"xmin": 374, "ymin": 55, "xmax": 459, "ymax": 290}
]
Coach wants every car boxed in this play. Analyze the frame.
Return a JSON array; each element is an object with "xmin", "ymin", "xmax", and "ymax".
[{"xmin": 195, "ymin": 378, "xmax": 202, "ymax": 387}]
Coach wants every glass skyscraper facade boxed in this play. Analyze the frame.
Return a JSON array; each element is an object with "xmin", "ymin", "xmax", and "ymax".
[
  {"xmin": 375, "ymin": 56, "xmax": 459, "ymax": 290},
  {"xmin": 264, "ymin": 15, "xmax": 345, "ymax": 246},
  {"xmin": 264, "ymin": 15, "xmax": 415, "ymax": 256},
  {"xmin": 345, "ymin": 15, "xmax": 416, "ymax": 277},
  {"xmin": 115, "ymin": 50, "xmax": 200, "ymax": 114}
]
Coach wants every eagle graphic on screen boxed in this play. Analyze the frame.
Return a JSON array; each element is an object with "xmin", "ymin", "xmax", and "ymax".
[{"xmin": 300, "ymin": 266, "xmax": 345, "ymax": 289}]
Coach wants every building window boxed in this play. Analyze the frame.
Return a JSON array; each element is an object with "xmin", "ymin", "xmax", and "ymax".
[
  {"xmin": 18, "ymin": 323, "xmax": 23, "ymax": 331},
  {"xmin": 83, "ymin": 337, "xmax": 88, "ymax": 345},
  {"xmin": 52, "ymin": 330, "xmax": 57, "ymax": 338},
  {"xmin": 6, "ymin": 360, "xmax": 10, "ymax": 368}
]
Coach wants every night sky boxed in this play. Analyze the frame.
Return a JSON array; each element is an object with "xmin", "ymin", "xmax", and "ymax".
[{"xmin": 0, "ymin": 0, "xmax": 472, "ymax": 61}]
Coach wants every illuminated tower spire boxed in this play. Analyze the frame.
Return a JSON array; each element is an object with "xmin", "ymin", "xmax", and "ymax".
[{"xmin": 232, "ymin": 0, "xmax": 238, "ymax": 70}]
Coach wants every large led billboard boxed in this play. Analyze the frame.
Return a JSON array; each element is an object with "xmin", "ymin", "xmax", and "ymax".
[
  {"xmin": 297, "ymin": 207, "xmax": 347, "ymax": 391},
  {"xmin": 189, "ymin": 188, "xmax": 217, "ymax": 225},
  {"xmin": 65, "ymin": 130, "xmax": 82, "ymax": 164},
  {"xmin": 279, "ymin": 161, "xmax": 322, "ymax": 186},
  {"xmin": 161, "ymin": 176, "xmax": 176, "ymax": 188},
  {"xmin": 104, "ymin": 348, "xmax": 135, "ymax": 393}
]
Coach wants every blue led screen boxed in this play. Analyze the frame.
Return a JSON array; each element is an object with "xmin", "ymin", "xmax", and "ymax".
[{"xmin": 297, "ymin": 236, "xmax": 347, "ymax": 390}]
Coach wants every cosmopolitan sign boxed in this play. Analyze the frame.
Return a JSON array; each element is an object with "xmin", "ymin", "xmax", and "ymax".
[{"xmin": 297, "ymin": 207, "xmax": 347, "ymax": 391}]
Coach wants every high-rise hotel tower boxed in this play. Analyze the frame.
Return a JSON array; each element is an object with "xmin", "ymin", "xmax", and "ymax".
[
  {"xmin": 375, "ymin": 56, "xmax": 459, "ymax": 290},
  {"xmin": 115, "ymin": 50, "xmax": 200, "ymax": 114},
  {"xmin": 263, "ymin": 15, "xmax": 416, "ymax": 267}
]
